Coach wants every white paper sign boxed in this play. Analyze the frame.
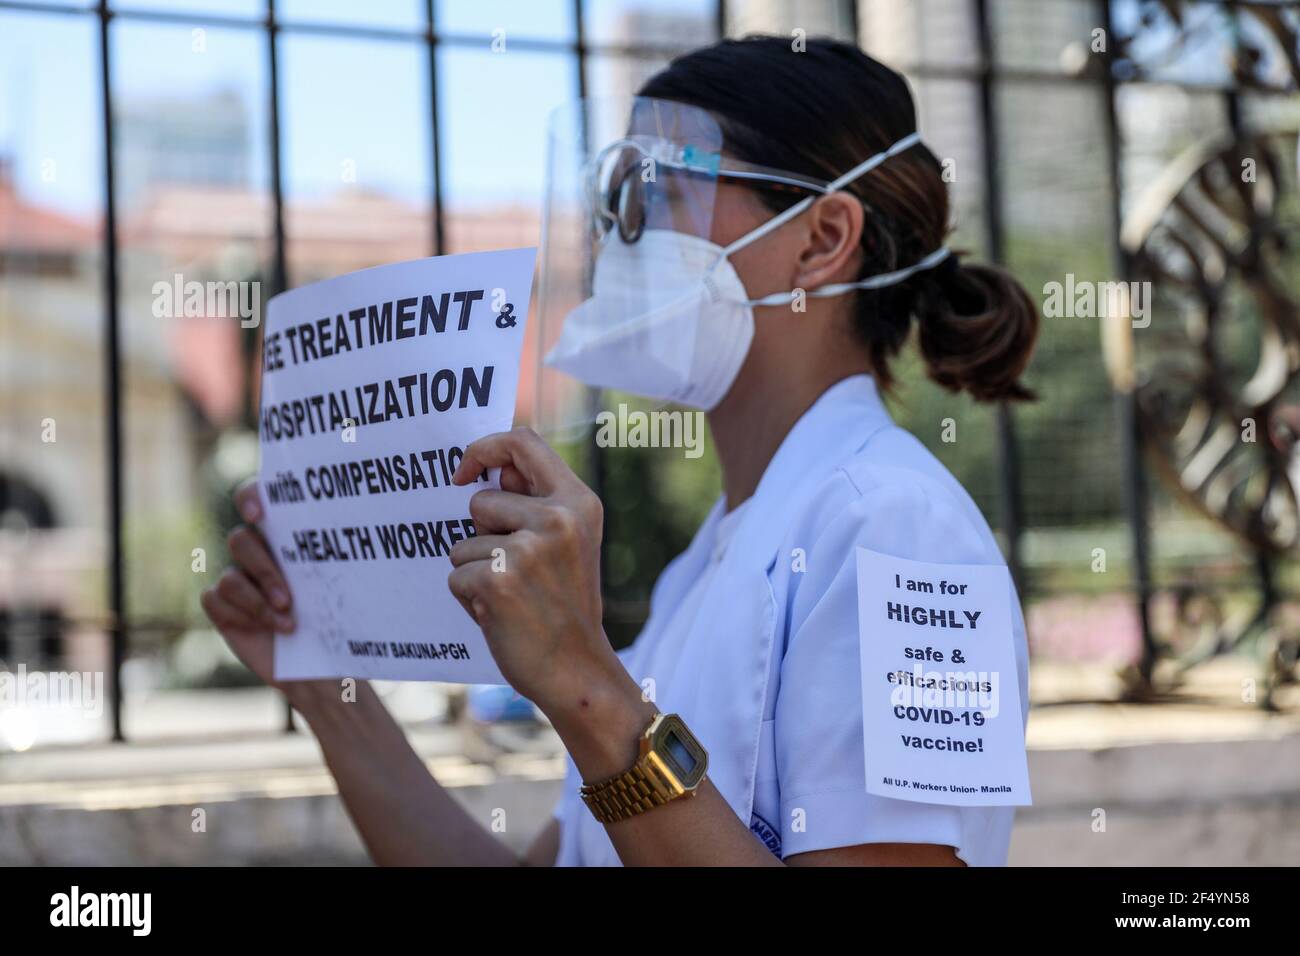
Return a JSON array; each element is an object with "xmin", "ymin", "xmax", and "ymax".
[
  {"xmin": 855, "ymin": 547, "xmax": 1032, "ymax": 806},
  {"xmin": 259, "ymin": 248, "xmax": 537, "ymax": 684}
]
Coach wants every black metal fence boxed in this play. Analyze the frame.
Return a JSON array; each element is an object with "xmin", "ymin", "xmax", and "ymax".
[{"xmin": 0, "ymin": 0, "xmax": 1295, "ymax": 743}]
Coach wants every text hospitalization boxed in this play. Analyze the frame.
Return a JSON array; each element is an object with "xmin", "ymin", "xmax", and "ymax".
[
  {"xmin": 263, "ymin": 290, "xmax": 487, "ymax": 371},
  {"xmin": 260, "ymin": 365, "xmax": 494, "ymax": 442}
]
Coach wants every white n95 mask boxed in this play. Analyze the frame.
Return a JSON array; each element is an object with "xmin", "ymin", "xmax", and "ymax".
[
  {"xmin": 543, "ymin": 229, "xmax": 754, "ymax": 411},
  {"xmin": 536, "ymin": 97, "xmax": 952, "ymax": 421}
]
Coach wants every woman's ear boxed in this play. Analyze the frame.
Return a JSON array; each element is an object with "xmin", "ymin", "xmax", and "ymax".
[{"xmin": 793, "ymin": 192, "xmax": 865, "ymax": 291}]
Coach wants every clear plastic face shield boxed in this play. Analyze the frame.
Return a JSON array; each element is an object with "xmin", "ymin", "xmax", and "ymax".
[
  {"xmin": 533, "ymin": 97, "xmax": 831, "ymax": 437},
  {"xmin": 532, "ymin": 96, "xmax": 947, "ymax": 438}
]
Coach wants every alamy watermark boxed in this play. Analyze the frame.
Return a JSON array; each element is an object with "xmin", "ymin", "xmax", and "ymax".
[
  {"xmin": 50, "ymin": 886, "xmax": 151, "ymax": 936},
  {"xmin": 0, "ymin": 664, "xmax": 105, "ymax": 719},
  {"xmin": 1042, "ymin": 274, "xmax": 1150, "ymax": 328},
  {"xmin": 594, "ymin": 404, "xmax": 705, "ymax": 459},
  {"xmin": 888, "ymin": 664, "xmax": 1003, "ymax": 720},
  {"xmin": 152, "ymin": 273, "xmax": 261, "ymax": 328}
]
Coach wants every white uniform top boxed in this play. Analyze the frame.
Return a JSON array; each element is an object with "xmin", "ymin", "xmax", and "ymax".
[{"xmin": 554, "ymin": 374, "xmax": 1029, "ymax": 866}]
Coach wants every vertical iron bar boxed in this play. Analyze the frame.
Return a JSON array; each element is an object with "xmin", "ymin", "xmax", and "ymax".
[
  {"xmin": 97, "ymin": 0, "xmax": 125, "ymax": 742},
  {"xmin": 1222, "ymin": 5, "xmax": 1277, "ymax": 654},
  {"xmin": 426, "ymin": 0, "xmax": 445, "ymax": 257},
  {"xmin": 572, "ymin": 0, "xmax": 609, "ymax": 594},
  {"xmin": 973, "ymin": 0, "xmax": 1026, "ymax": 597},
  {"xmin": 1098, "ymin": 0, "xmax": 1156, "ymax": 685},
  {"xmin": 266, "ymin": 0, "xmax": 294, "ymax": 733},
  {"xmin": 267, "ymin": 1, "xmax": 289, "ymax": 300},
  {"xmin": 1224, "ymin": 4, "xmax": 1244, "ymax": 138}
]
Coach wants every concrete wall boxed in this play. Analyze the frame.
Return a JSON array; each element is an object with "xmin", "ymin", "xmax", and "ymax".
[
  {"xmin": 3, "ymin": 734, "xmax": 1297, "ymax": 865},
  {"xmin": 0, "ymin": 775, "xmax": 563, "ymax": 866},
  {"xmin": 1010, "ymin": 735, "xmax": 1300, "ymax": 866}
]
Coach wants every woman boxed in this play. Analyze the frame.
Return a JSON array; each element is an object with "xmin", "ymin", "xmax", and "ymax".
[{"xmin": 202, "ymin": 36, "xmax": 1038, "ymax": 867}]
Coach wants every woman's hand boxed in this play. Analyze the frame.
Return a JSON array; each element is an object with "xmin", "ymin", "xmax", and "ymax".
[
  {"xmin": 448, "ymin": 428, "xmax": 652, "ymax": 774},
  {"xmin": 447, "ymin": 427, "xmax": 610, "ymax": 706},
  {"xmin": 199, "ymin": 481, "xmax": 298, "ymax": 690}
]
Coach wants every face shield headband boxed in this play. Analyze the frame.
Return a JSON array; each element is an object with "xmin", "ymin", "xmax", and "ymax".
[{"xmin": 714, "ymin": 131, "xmax": 952, "ymax": 306}]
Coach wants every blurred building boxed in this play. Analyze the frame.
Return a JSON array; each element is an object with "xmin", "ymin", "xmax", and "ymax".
[
  {"xmin": 0, "ymin": 157, "xmax": 103, "ymax": 668},
  {"xmin": 116, "ymin": 89, "xmax": 252, "ymax": 206}
]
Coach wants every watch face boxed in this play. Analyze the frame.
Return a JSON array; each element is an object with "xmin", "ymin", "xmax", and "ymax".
[
  {"xmin": 665, "ymin": 730, "xmax": 698, "ymax": 775},
  {"xmin": 653, "ymin": 713, "xmax": 708, "ymax": 789}
]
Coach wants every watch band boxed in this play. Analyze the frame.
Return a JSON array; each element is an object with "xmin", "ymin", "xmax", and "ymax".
[
  {"xmin": 580, "ymin": 761, "xmax": 682, "ymax": 823},
  {"xmin": 579, "ymin": 711, "xmax": 705, "ymax": 824}
]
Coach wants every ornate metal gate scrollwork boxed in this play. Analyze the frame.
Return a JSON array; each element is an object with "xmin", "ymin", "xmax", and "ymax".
[{"xmin": 1103, "ymin": 128, "xmax": 1300, "ymax": 706}]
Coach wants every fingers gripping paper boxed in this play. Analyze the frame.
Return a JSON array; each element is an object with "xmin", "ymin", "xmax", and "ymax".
[
  {"xmin": 855, "ymin": 547, "xmax": 1032, "ymax": 806},
  {"xmin": 259, "ymin": 249, "xmax": 537, "ymax": 684}
]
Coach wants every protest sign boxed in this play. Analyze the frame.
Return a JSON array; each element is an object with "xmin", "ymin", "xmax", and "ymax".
[{"xmin": 259, "ymin": 249, "xmax": 536, "ymax": 683}]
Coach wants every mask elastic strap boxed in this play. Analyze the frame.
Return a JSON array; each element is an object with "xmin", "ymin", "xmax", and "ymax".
[
  {"xmin": 738, "ymin": 246, "xmax": 952, "ymax": 308},
  {"xmin": 718, "ymin": 131, "xmax": 923, "ymax": 260}
]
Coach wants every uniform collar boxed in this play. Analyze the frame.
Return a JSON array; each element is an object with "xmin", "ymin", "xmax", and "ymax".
[{"xmin": 723, "ymin": 374, "xmax": 895, "ymax": 571}]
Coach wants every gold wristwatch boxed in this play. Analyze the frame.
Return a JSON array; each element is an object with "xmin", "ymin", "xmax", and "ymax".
[{"xmin": 580, "ymin": 712, "xmax": 709, "ymax": 824}]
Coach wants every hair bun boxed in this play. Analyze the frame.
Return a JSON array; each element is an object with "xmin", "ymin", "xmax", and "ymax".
[{"xmin": 912, "ymin": 261, "xmax": 1039, "ymax": 403}]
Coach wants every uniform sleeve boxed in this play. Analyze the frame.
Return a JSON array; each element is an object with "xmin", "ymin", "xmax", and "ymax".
[{"xmin": 773, "ymin": 471, "xmax": 1007, "ymax": 863}]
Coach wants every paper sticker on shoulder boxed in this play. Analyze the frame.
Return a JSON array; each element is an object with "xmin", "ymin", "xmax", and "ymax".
[{"xmin": 854, "ymin": 546, "xmax": 1031, "ymax": 806}]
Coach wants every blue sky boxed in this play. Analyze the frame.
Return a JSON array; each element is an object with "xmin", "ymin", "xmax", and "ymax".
[
  {"xmin": 0, "ymin": 1, "xmax": 630, "ymax": 215},
  {"xmin": 0, "ymin": 0, "xmax": 1251, "ymax": 218}
]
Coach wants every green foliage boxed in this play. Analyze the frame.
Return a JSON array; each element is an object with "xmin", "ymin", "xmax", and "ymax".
[
  {"xmin": 555, "ymin": 403, "xmax": 721, "ymax": 649},
  {"xmin": 122, "ymin": 506, "xmax": 223, "ymax": 648}
]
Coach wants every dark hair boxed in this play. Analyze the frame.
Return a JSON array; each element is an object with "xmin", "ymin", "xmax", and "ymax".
[{"xmin": 639, "ymin": 36, "xmax": 1038, "ymax": 402}]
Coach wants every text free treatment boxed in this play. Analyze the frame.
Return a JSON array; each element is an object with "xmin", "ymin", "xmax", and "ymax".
[{"xmin": 263, "ymin": 289, "xmax": 486, "ymax": 370}]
